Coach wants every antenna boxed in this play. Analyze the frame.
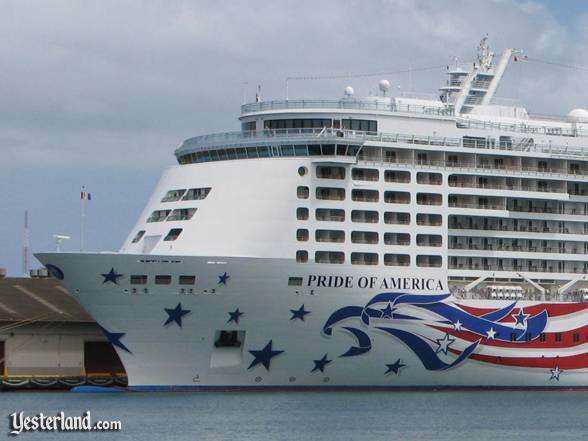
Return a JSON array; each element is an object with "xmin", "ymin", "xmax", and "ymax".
[
  {"xmin": 22, "ymin": 210, "xmax": 30, "ymax": 276},
  {"xmin": 52, "ymin": 235, "xmax": 71, "ymax": 252}
]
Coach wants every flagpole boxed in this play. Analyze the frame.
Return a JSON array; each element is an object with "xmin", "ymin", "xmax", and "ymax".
[{"xmin": 81, "ymin": 186, "xmax": 85, "ymax": 252}]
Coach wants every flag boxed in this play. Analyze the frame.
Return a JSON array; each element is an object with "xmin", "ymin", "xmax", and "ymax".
[{"xmin": 81, "ymin": 188, "xmax": 92, "ymax": 200}]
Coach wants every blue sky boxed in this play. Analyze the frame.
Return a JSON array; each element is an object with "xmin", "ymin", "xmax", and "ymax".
[{"xmin": 1, "ymin": 0, "xmax": 588, "ymax": 275}]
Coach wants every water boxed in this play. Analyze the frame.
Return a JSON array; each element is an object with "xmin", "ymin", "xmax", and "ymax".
[{"xmin": 0, "ymin": 391, "xmax": 587, "ymax": 440}]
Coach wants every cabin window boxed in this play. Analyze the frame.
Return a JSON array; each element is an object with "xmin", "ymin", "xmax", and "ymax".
[
  {"xmin": 352, "ymin": 168, "xmax": 379, "ymax": 182},
  {"xmin": 384, "ymin": 191, "xmax": 410, "ymax": 204},
  {"xmin": 147, "ymin": 210, "xmax": 171, "ymax": 223},
  {"xmin": 352, "ymin": 189, "xmax": 379, "ymax": 202},
  {"xmin": 316, "ymin": 208, "xmax": 345, "ymax": 222},
  {"xmin": 297, "ymin": 186, "xmax": 309, "ymax": 199},
  {"xmin": 351, "ymin": 210, "xmax": 378, "ymax": 223},
  {"xmin": 297, "ymin": 207, "xmax": 309, "ymax": 220},
  {"xmin": 164, "ymin": 228, "xmax": 183, "ymax": 241},
  {"xmin": 179, "ymin": 275, "xmax": 196, "ymax": 285},
  {"xmin": 131, "ymin": 230, "xmax": 146, "ymax": 243},
  {"xmin": 416, "ymin": 255, "xmax": 442, "ymax": 267},
  {"xmin": 182, "ymin": 187, "xmax": 211, "ymax": 201},
  {"xmin": 296, "ymin": 229, "xmax": 309, "ymax": 242},
  {"xmin": 384, "ymin": 170, "xmax": 410, "ymax": 183},
  {"xmin": 384, "ymin": 254, "xmax": 410, "ymax": 266},
  {"xmin": 315, "ymin": 229, "xmax": 345, "ymax": 243},
  {"xmin": 417, "ymin": 213, "xmax": 442, "ymax": 226},
  {"xmin": 384, "ymin": 212, "xmax": 410, "ymax": 225},
  {"xmin": 316, "ymin": 166, "xmax": 345, "ymax": 180},
  {"xmin": 296, "ymin": 251, "xmax": 308, "ymax": 263},
  {"xmin": 155, "ymin": 275, "xmax": 172, "ymax": 285},
  {"xmin": 351, "ymin": 252, "xmax": 379, "ymax": 266},
  {"xmin": 130, "ymin": 275, "xmax": 147, "ymax": 285},
  {"xmin": 351, "ymin": 231, "xmax": 379, "ymax": 244},
  {"xmin": 168, "ymin": 208, "xmax": 197, "ymax": 221},
  {"xmin": 288, "ymin": 277, "xmax": 303, "ymax": 286},
  {"xmin": 214, "ymin": 331, "xmax": 243, "ymax": 348},
  {"xmin": 417, "ymin": 193, "xmax": 442, "ymax": 206},
  {"xmin": 161, "ymin": 189, "xmax": 186, "ymax": 202},
  {"xmin": 417, "ymin": 172, "xmax": 442, "ymax": 185},
  {"xmin": 316, "ymin": 187, "xmax": 345, "ymax": 201},
  {"xmin": 315, "ymin": 251, "xmax": 345, "ymax": 264},
  {"xmin": 384, "ymin": 233, "xmax": 410, "ymax": 246},
  {"xmin": 417, "ymin": 234, "xmax": 443, "ymax": 247}
]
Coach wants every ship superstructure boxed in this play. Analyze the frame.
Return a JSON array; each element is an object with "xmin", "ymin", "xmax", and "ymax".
[{"xmin": 37, "ymin": 39, "xmax": 588, "ymax": 389}]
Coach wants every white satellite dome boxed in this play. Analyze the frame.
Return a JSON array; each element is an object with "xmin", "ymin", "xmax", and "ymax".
[
  {"xmin": 344, "ymin": 86, "xmax": 355, "ymax": 97},
  {"xmin": 568, "ymin": 108, "xmax": 588, "ymax": 123},
  {"xmin": 379, "ymin": 79, "xmax": 391, "ymax": 95}
]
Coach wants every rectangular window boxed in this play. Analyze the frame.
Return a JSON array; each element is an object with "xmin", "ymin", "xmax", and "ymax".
[
  {"xmin": 384, "ymin": 170, "xmax": 410, "ymax": 183},
  {"xmin": 352, "ymin": 168, "xmax": 379, "ymax": 182},
  {"xmin": 351, "ymin": 210, "xmax": 378, "ymax": 223},
  {"xmin": 417, "ymin": 172, "xmax": 442, "ymax": 185},
  {"xmin": 384, "ymin": 191, "xmax": 411, "ymax": 204},
  {"xmin": 155, "ymin": 275, "xmax": 172, "ymax": 285},
  {"xmin": 242, "ymin": 121, "xmax": 256, "ymax": 131},
  {"xmin": 416, "ymin": 255, "xmax": 442, "ymax": 267},
  {"xmin": 179, "ymin": 275, "xmax": 196, "ymax": 285},
  {"xmin": 161, "ymin": 189, "xmax": 186, "ymax": 202},
  {"xmin": 351, "ymin": 231, "xmax": 379, "ymax": 244},
  {"xmin": 288, "ymin": 277, "xmax": 303, "ymax": 286},
  {"xmin": 384, "ymin": 233, "xmax": 410, "ymax": 246},
  {"xmin": 315, "ymin": 229, "xmax": 345, "ymax": 243},
  {"xmin": 316, "ymin": 187, "xmax": 345, "ymax": 201},
  {"xmin": 417, "ymin": 234, "xmax": 443, "ymax": 247},
  {"xmin": 417, "ymin": 213, "xmax": 442, "ymax": 226},
  {"xmin": 342, "ymin": 119, "xmax": 377, "ymax": 132},
  {"xmin": 130, "ymin": 275, "xmax": 147, "ymax": 285},
  {"xmin": 316, "ymin": 208, "xmax": 345, "ymax": 222},
  {"xmin": 384, "ymin": 212, "xmax": 410, "ymax": 225},
  {"xmin": 182, "ymin": 187, "xmax": 211, "ymax": 201},
  {"xmin": 315, "ymin": 251, "xmax": 345, "ymax": 264},
  {"xmin": 352, "ymin": 189, "xmax": 379, "ymax": 202},
  {"xmin": 384, "ymin": 254, "xmax": 410, "ymax": 266},
  {"xmin": 351, "ymin": 252, "xmax": 379, "ymax": 265},
  {"xmin": 416, "ymin": 193, "xmax": 442, "ymax": 206},
  {"xmin": 316, "ymin": 166, "xmax": 346, "ymax": 179}
]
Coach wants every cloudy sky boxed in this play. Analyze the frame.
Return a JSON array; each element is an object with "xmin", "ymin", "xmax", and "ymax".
[{"xmin": 1, "ymin": 0, "xmax": 587, "ymax": 275}]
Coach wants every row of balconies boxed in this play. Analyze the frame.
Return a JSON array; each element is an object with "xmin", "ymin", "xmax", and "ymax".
[{"xmin": 448, "ymin": 216, "xmax": 587, "ymax": 235}]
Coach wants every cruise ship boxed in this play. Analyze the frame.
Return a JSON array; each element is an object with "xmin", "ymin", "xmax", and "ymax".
[{"xmin": 37, "ymin": 39, "xmax": 588, "ymax": 390}]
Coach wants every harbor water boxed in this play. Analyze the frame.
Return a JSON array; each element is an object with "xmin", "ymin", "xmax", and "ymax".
[{"xmin": 0, "ymin": 390, "xmax": 587, "ymax": 440}]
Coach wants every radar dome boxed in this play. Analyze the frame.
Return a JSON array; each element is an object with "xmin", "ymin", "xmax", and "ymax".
[
  {"xmin": 379, "ymin": 79, "xmax": 391, "ymax": 95},
  {"xmin": 344, "ymin": 86, "xmax": 355, "ymax": 97},
  {"xmin": 568, "ymin": 109, "xmax": 588, "ymax": 123}
]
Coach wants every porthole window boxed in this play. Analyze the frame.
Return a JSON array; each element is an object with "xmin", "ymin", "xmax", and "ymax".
[
  {"xmin": 297, "ymin": 186, "xmax": 310, "ymax": 199},
  {"xmin": 298, "ymin": 166, "xmax": 308, "ymax": 176},
  {"xmin": 296, "ymin": 229, "xmax": 309, "ymax": 241}
]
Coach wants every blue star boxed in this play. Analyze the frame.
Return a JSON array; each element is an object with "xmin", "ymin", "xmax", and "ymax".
[
  {"xmin": 248, "ymin": 340, "xmax": 284, "ymax": 370},
  {"xmin": 101, "ymin": 268, "xmax": 123, "ymax": 284},
  {"xmin": 218, "ymin": 272, "xmax": 230, "ymax": 285},
  {"xmin": 380, "ymin": 303, "xmax": 394, "ymax": 318},
  {"xmin": 311, "ymin": 354, "xmax": 332, "ymax": 373},
  {"xmin": 512, "ymin": 309, "xmax": 529, "ymax": 327},
  {"xmin": 100, "ymin": 326, "xmax": 131, "ymax": 353},
  {"xmin": 385, "ymin": 359, "xmax": 405, "ymax": 375},
  {"xmin": 164, "ymin": 302, "xmax": 191, "ymax": 327},
  {"xmin": 290, "ymin": 304, "xmax": 311, "ymax": 321},
  {"xmin": 227, "ymin": 308, "xmax": 244, "ymax": 324}
]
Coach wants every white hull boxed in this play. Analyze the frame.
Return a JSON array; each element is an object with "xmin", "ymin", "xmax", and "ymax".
[{"xmin": 36, "ymin": 252, "xmax": 588, "ymax": 389}]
